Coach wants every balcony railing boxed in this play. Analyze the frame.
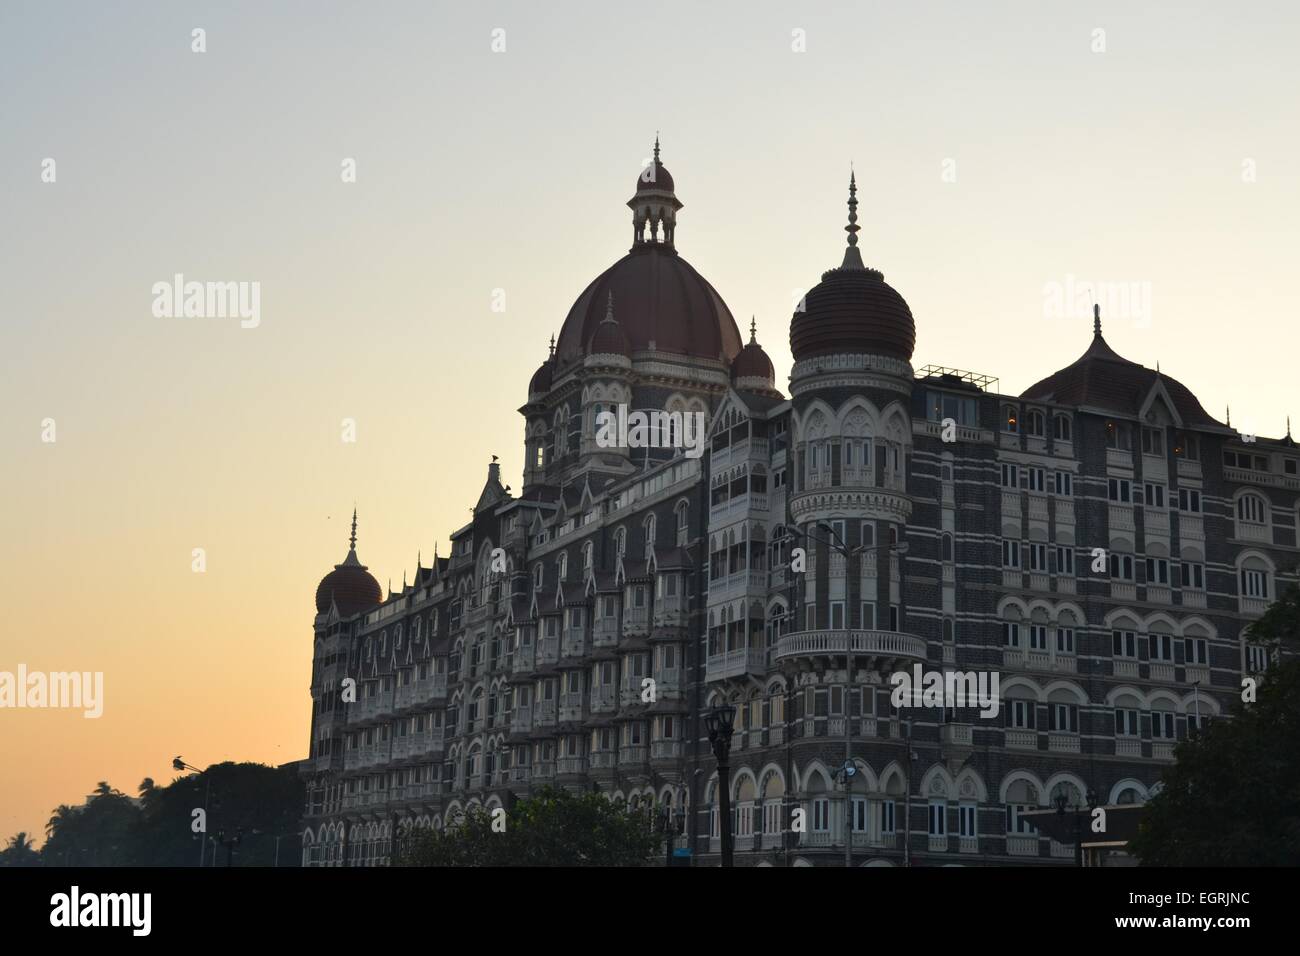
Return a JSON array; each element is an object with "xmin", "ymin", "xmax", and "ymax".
[
  {"xmin": 774, "ymin": 629, "xmax": 926, "ymax": 664},
  {"xmin": 592, "ymin": 617, "xmax": 620, "ymax": 648},
  {"xmin": 1115, "ymin": 737, "xmax": 1141, "ymax": 757},
  {"xmin": 705, "ymin": 647, "xmax": 768, "ymax": 682},
  {"xmin": 1005, "ymin": 729, "xmax": 1037, "ymax": 749},
  {"xmin": 589, "ymin": 685, "xmax": 617, "ymax": 714},
  {"xmin": 623, "ymin": 605, "xmax": 650, "ymax": 636}
]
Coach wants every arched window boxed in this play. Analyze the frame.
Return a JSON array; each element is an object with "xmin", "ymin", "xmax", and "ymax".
[
  {"xmin": 1053, "ymin": 415, "xmax": 1072, "ymax": 442},
  {"xmin": 1236, "ymin": 493, "xmax": 1268, "ymax": 526},
  {"xmin": 557, "ymin": 552, "xmax": 568, "ymax": 581},
  {"xmin": 582, "ymin": 541, "xmax": 593, "ymax": 571},
  {"xmin": 1002, "ymin": 405, "xmax": 1019, "ymax": 434},
  {"xmin": 614, "ymin": 526, "xmax": 626, "ymax": 557},
  {"xmin": 644, "ymin": 514, "xmax": 657, "ymax": 555},
  {"xmin": 676, "ymin": 501, "xmax": 689, "ymax": 545},
  {"xmin": 1026, "ymin": 410, "xmax": 1045, "ymax": 437},
  {"xmin": 941, "ymin": 532, "xmax": 953, "ymax": 562},
  {"xmin": 533, "ymin": 563, "xmax": 543, "ymax": 591}
]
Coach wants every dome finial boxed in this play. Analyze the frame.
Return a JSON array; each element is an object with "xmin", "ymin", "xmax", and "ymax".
[
  {"xmin": 750, "ymin": 315, "xmax": 757, "ymax": 343},
  {"xmin": 605, "ymin": 290, "xmax": 616, "ymax": 322},
  {"xmin": 654, "ymin": 133, "xmax": 660, "ymax": 163},
  {"xmin": 1093, "ymin": 303, "xmax": 1102, "ymax": 336},
  {"xmin": 1226, "ymin": 405, "xmax": 1231, "ymax": 427},
  {"xmin": 841, "ymin": 170, "xmax": 865, "ymax": 269},
  {"xmin": 349, "ymin": 507, "xmax": 358, "ymax": 551},
  {"xmin": 548, "ymin": 333, "xmax": 555, "ymax": 358}
]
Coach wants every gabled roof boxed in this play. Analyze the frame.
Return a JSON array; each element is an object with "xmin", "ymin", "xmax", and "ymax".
[{"xmin": 1021, "ymin": 330, "xmax": 1222, "ymax": 428}]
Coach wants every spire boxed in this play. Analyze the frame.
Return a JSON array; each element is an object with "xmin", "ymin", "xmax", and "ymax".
[
  {"xmin": 749, "ymin": 315, "xmax": 758, "ymax": 344},
  {"xmin": 1289, "ymin": 416, "xmax": 1293, "ymax": 438},
  {"xmin": 1093, "ymin": 303, "xmax": 1102, "ymax": 336},
  {"xmin": 349, "ymin": 507, "xmax": 357, "ymax": 551},
  {"xmin": 548, "ymin": 334, "xmax": 555, "ymax": 359},
  {"xmin": 1226, "ymin": 405, "xmax": 1231, "ymax": 427},
  {"xmin": 605, "ymin": 290, "xmax": 616, "ymax": 322},
  {"xmin": 841, "ymin": 170, "xmax": 865, "ymax": 269},
  {"xmin": 654, "ymin": 132, "xmax": 660, "ymax": 163}
]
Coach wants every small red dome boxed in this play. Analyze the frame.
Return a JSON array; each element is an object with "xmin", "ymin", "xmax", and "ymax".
[
  {"xmin": 588, "ymin": 316, "xmax": 631, "ymax": 357},
  {"xmin": 528, "ymin": 357, "xmax": 554, "ymax": 395},
  {"xmin": 634, "ymin": 159, "xmax": 675, "ymax": 194},
  {"xmin": 732, "ymin": 337, "xmax": 774, "ymax": 385},
  {"xmin": 315, "ymin": 550, "xmax": 382, "ymax": 617}
]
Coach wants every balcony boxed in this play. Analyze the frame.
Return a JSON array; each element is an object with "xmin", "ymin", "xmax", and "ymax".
[
  {"xmin": 941, "ymin": 723, "xmax": 972, "ymax": 748},
  {"xmin": 589, "ymin": 685, "xmax": 617, "ymax": 715},
  {"xmin": 1006, "ymin": 835, "xmax": 1039, "ymax": 857},
  {"xmin": 1146, "ymin": 510, "xmax": 1170, "ymax": 537},
  {"xmin": 650, "ymin": 740, "xmax": 684, "ymax": 761},
  {"xmin": 1111, "ymin": 581, "xmax": 1136, "ymax": 601},
  {"xmin": 510, "ymin": 709, "xmax": 533, "ymax": 735},
  {"xmin": 1150, "ymin": 662, "xmax": 1175, "ymax": 682},
  {"xmin": 591, "ymin": 617, "xmax": 619, "ymax": 649},
  {"xmin": 623, "ymin": 605, "xmax": 650, "ymax": 637},
  {"xmin": 653, "ymin": 668, "xmax": 684, "ymax": 700},
  {"xmin": 1050, "ymin": 840, "xmax": 1074, "ymax": 859},
  {"xmin": 1113, "ymin": 659, "xmax": 1139, "ymax": 678},
  {"xmin": 928, "ymin": 835, "xmax": 949, "ymax": 853},
  {"xmin": 556, "ymin": 756, "xmax": 587, "ymax": 777},
  {"xmin": 1106, "ymin": 448, "xmax": 1132, "ymax": 469},
  {"xmin": 705, "ymin": 647, "xmax": 768, "ymax": 682},
  {"xmin": 509, "ymin": 766, "xmax": 531, "ymax": 785},
  {"xmin": 1109, "ymin": 504, "xmax": 1135, "ymax": 532},
  {"xmin": 533, "ymin": 699, "xmax": 557, "ymax": 729},
  {"xmin": 536, "ymin": 636, "xmax": 560, "ymax": 666},
  {"xmin": 1177, "ymin": 458, "xmax": 1202, "ymax": 478},
  {"xmin": 1051, "ymin": 654, "xmax": 1076, "ymax": 673},
  {"xmin": 1005, "ymin": 729, "xmax": 1037, "ymax": 750},
  {"xmin": 772, "ymin": 629, "xmax": 927, "ymax": 665},
  {"xmin": 1236, "ymin": 521, "xmax": 1270, "ymax": 543},
  {"xmin": 1056, "ymin": 499, "xmax": 1075, "ymax": 525},
  {"xmin": 1002, "ymin": 570, "xmax": 1023, "ymax": 589},
  {"xmin": 1028, "ymin": 572, "xmax": 1050, "ymax": 593},
  {"xmin": 1001, "ymin": 490, "xmax": 1022, "ymax": 521},
  {"xmin": 558, "ymin": 693, "xmax": 585, "ymax": 723},
  {"xmin": 1115, "ymin": 737, "xmax": 1141, "ymax": 757},
  {"xmin": 1152, "ymin": 741, "xmax": 1175, "ymax": 761},
  {"xmin": 621, "ymin": 745, "xmax": 648, "ymax": 767},
  {"xmin": 959, "ymin": 836, "xmax": 979, "ymax": 854},
  {"xmin": 589, "ymin": 751, "xmax": 616, "ymax": 770},
  {"xmin": 561, "ymin": 631, "xmax": 588, "ymax": 659},
  {"xmin": 1027, "ymin": 494, "xmax": 1049, "ymax": 522},
  {"xmin": 654, "ymin": 595, "xmax": 687, "ymax": 628},
  {"xmin": 1179, "ymin": 513, "xmax": 1204, "ymax": 540},
  {"xmin": 1240, "ymin": 597, "xmax": 1268, "ymax": 617},
  {"xmin": 1147, "ymin": 584, "xmax": 1171, "ymax": 604},
  {"xmin": 1185, "ymin": 663, "xmax": 1210, "ymax": 685},
  {"xmin": 511, "ymin": 645, "xmax": 536, "ymax": 676},
  {"xmin": 532, "ymin": 760, "xmax": 556, "ymax": 782},
  {"xmin": 1181, "ymin": 589, "xmax": 1207, "ymax": 608},
  {"xmin": 1048, "ymin": 732, "xmax": 1080, "ymax": 753}
]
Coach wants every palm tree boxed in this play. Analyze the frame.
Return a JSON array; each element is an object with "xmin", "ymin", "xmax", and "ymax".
[{"xmin": 0, "ymin": 832, "xmax": 40, "ymax": 867}]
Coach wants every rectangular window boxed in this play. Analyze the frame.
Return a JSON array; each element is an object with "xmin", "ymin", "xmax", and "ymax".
[
  {"xmin": 1002, "ymin": 539, "xmax": 1021, "ymax": 569},
  {"xmin": 813, "ymin": 798, "xmax": 830, "ymax": 832},
  {"xmin": 1143, "ymin": 483, "xmax": 1166, "ymax": 509},
  {"xmin": 959, "ymin": 803, "xmax": 977, "ymax": 838},
  {"xmin": 1008, "ymin": 699, "xmax": 1036, "ymax": 729},
  {"xmin": 1145, "ymin": 557, "xmax": 1170, "ymax": 585},
  {"xmin": 861, "ymin": 601, "xmax": 877, "ymax": 630},
  {"xmin": 1142, "ymin": 427, "xmax": 1165, "ymax": 457},
  {"xmin": 1150, "ymin": 633, "xmax": 1174, "ymax": 662},
  {"xmin": 1241, "ymin": 568, "xmax": 1268, "ymax": 599},
  {"xmin": 830, "ymin": 601, "xmax": 845, "ymax": 630},
  {"xmin": 1180, "ymin": 563, "xmax": 1205, "ymax": 589},
  {"xmin": 928, "ymin": 802, "xmax": 947, "ymax": 836},
  {"xmin": 1056, "ymin": 627, "xmax": 1074, "ymax": 654},
  {"xmin": 1108, "ymin": 553, "xmax": 1135, "ymax": 580},
  {"xmin": 1055, "ymin": 546, "xmax": 1074, "ymax": 575},
  {"xmin": 1108, "ymin": 478, "xmax": 1132, "ymax": 503},
  {"xmin": 1112, "ymin": 630, "xmax": 1137, "ymax": 658},
  {"xmin": 1029, "ymin": 625, "xmax": 1048, "ymax": 651},
  {"xmin": 1000, "ymin": 463, "xmax": 1019, "ymax": 489},
  {"xmin": 1050, "ymin": 703, "xmax": 1078, "ymax": 733},
  {"xmin": 1115, "ymin": 708, "xmax": 1140, "ymax": 736},
  {"xmin": 1003, "ymin": 622, "xmax": 1020, "ymax": 647},
  {"xmin": 1025, "ymin": 467, "xmax": 1045, "ymax": 492},
  {"xmin": 1027, "ymin": 543, "xmax": 1047, "ymax": 572},
  {"xmin": 1177, "ymin": 489, "xmax": 1202, "ymax": 513},
  {"xmin": 881, "ymin": 801, "xmax": 896, "ymax": 834},
  {"xmin": 1151, "ymin": 712, "xmax": 1176, "ymax": 739},
  {"xmin": 1183, "ymin": 637, "xmax": 1208, "ymax": 665},
  {"xmin": 1054, "ymin": 471, "xmax": 1073, "ymax": 496},
  {"xmin": 1246, "ymin": 644, "xmax": 1270, "ymax": 672}
]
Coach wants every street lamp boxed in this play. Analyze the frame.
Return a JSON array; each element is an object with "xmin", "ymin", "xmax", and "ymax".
[
  {"xmin": 173, "ymin": 756, "xmax": 210, "ymax": 868},
  {"xmin": 216, "ymin": 828, "xmax": 244, "ymax": 867},
  {"xmin": 1054, "ymin": 789, "xmax": 1098, "ymax": 867},
  {"xmin": 659, "ymin": 800, "xmax": 686, "ymax": 867},
  {"xmin": 705, "ymin": 703, "xmax": 737, "ymax": 867},
  {"xmin": 831, "ymin": 760, "xmax": 858, "ymax": 868}
]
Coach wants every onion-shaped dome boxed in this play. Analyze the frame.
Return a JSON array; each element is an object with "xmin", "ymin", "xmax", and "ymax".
[
  {"xmin": 315, "ymin": 511, "xmax": 382, "ymax": 616},
  {"xmin": 732, "ymin": 318, "xmax": 776, "ymax": 390},
  {"xmin": 789, "ymin": 173, "xmax": 915, "ymax": 363}
]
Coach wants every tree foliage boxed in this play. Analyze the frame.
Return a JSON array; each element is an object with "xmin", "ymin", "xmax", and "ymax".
[
  {"xmin": 1130, "ymin": 582, "xmax": 1300, "ymax": 866},
  {"xmin": 395, "ymin": 787, "xmax": 663, "ymax": 867},
  {"xmin": 5, "ymin": 761, "xmax": 303, "ymax": 866}
]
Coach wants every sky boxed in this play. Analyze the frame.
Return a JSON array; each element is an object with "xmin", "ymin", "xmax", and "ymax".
[{"xmin": 2, "ymin": 0, "xmax": 1298, "ymax": 844}]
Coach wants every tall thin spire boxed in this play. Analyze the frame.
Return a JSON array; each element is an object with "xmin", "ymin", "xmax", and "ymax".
[
  {"xmin": 1288, "ymin": 416, "xmax": 1293, "ymax": 439},
  {"xmin": 841, "ymin": 170, "xmax": 865, "ymax": 269},
  {"xmin": 653, "ymin": 133, "xmax": 660, "ymax": 163},
  {"xmin": 1093, "ymin": 303, "xmax": 1102, "ymax": 336},
  {"xmin": 548, "ymin": 334, "xmax": 555, "ymax": 359},
  {"xmin": 605, "ymin": 290, "xmax": 615, "ymax": 322},
  {"xmin": 749, "ymin": 315, "xmax": 757, "ymax": 343},
  {"xmin": 349, "ymin": 508, "xmax": 358, "ymax": 551},
  {"xmin": 1226, "ymin": 405, "xmax": 1232, "ymax": 427}
]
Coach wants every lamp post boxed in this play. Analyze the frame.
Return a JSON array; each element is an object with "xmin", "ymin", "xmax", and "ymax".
[
  {"xmin": 660, "ymin": 800, "xmax": 686, "ymax": 867},
  {"xmin": 172, "ymin": 756, "xmax": 209, "ymax": 867},
  {"xmin": 1054, "ymin": 789, "xmax": 1098, "ymax": 867},
  {"xmin": 216, "ymin": 828, "xmax": 243, "ymax": 867},
  {"xmin": 705, "ymin": 703, "xmax": 737, "ymax": 867}
]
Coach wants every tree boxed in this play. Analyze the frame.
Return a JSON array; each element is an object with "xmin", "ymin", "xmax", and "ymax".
[
  {"xmin": 0, "ymin": 832, "xmax": 40, "ymax": 868},
  {"xmin": 1130, "ymin": 582, "xmax": 1300, "ymax": 865},
  {"xmin": 395, "ymin": 787, "xmax": 662, "ymax": 867}
]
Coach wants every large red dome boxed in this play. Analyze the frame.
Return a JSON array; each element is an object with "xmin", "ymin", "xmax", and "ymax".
[
  {"xmin": 316, "ymin": 550, "xmax": 382, "ymax": 617},
  {"xmin": 554, "ymin": 246, "xmax": 743, "ymax": 366}
]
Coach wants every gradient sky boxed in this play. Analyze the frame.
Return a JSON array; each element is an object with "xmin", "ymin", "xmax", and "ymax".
[{"xmin": 3, "ymin": 0, "xmax": 1298, "ymax": 844}]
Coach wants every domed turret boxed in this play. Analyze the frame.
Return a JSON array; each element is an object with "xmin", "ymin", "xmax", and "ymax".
[
  {"xmin": 790, "ymin": 173, "xmax": 915, "ymax": 363},
  {"xmin": 315, "ymin": 510, "xmax": 382, "ymax": 617},
  {"xmin": 732, "ymin": 317, "xmax": 778, "ymax": 393}
]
